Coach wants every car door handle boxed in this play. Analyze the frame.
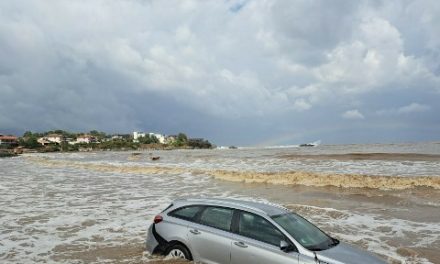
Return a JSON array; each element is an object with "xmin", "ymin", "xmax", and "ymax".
[
  {"xmin": 234, "ymin": 241, "xmax": 248, "ymax": 248},
  {"xmin": 189, "ymin": 229, "xmax": 201, "ymax": 235}
]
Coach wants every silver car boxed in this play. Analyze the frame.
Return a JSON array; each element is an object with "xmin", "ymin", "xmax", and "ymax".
[{"xmin": 146, "ymin": 198, "xmax": 386, "ymax": 264}]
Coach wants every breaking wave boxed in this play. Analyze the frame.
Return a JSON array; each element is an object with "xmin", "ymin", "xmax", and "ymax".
[
  {"xmin": 207, "ymin": 170, "xmax": 440, "ymax": 190},
  {"xmin": 280, "ymin": 153, "xmax": 440, "ymax": 161},
  {"xmin": 29, "ymin": 157, "xmax": 440, "ymax": 190}
]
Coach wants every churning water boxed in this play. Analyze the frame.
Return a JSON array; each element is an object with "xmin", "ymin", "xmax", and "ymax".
[{"xmin": 1, "ymin": 142, "xmax": 439, "ymax": 263}]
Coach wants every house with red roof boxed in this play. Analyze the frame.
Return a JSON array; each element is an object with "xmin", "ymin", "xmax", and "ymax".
[{"xmin": 0, "ymin": 134, "xmax": 18, "ymax": 146}]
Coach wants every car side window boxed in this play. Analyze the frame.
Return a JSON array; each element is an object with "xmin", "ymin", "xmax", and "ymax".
[
  {"xmin": 169, "ymin": 206, "xmax": 203, "ymax": 222},
  {"xmin": 238, "ymin": 211, "xmax": 285, "ymax": 247},
  {"xmin": 199, "ymin": 206, "xmax": 234, "ymax": 232}
]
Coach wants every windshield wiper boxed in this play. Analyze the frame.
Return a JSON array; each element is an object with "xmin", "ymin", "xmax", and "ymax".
[
  {"xmin": 308, "ymin": 238, "xmax": 339, "ymax": 251},
  {"xmin": 328, "ymin": 238, "xmax": 340, "ymax": 248},
  {"xmin": 307, "ymin": 246, "xmax": 324, "ymax": 251}
]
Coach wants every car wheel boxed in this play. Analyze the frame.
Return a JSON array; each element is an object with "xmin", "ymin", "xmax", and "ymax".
[{"xmin": 165, "ymin": 244, "xmax": 192, "ymax": 260}]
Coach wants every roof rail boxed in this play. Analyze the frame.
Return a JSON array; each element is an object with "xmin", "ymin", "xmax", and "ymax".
[
  {"xmin": 258, "ymin": 200, "xmax": 289, "ymax": 211},
  {"xmin": 182, "ymin": 197, "xmax": 268, "ymax": 214}
]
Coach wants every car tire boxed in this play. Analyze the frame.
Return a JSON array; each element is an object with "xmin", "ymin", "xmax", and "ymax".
[{"xmin": 165, "ymin": 244, "xmax": 192, "ymax": 260}]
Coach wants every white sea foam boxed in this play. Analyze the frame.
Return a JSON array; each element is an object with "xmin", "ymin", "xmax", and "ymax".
[
  {"xmin": 0, "ymin": 155, "xmax": 251, "ymax": 262},
  {"xmin": 1, "ymin": 147, "xmax": 439, "ymax": 263},
  {"xmin": 286, "ymin": 204, "xmax": 439, "ymax": 264}
]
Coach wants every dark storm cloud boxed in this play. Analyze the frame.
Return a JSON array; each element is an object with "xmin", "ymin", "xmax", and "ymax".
[{"xmin": 0, "ymin": 0, "xmax": 439, "ymax": 145}]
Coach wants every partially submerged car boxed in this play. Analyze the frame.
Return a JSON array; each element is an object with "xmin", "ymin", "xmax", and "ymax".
[{"xmin": 146, "ymin": 198, "xmax": 386, "ymax": 264}]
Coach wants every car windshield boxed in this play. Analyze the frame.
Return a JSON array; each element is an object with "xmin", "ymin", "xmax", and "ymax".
[{"xmin": 272, "ymin": 213, "xmax": 337, "ymax": 251}]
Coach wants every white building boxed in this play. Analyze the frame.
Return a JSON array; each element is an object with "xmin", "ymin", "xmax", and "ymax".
[
  {"xmin": 75, "ymin": 135, "xmax": 97, "ymax": 144},
  {"xmin": 165, "ymin": 135, "xmax": 177, "ymax": 144},
  {"xmin": 38, "ymin": 134, "xmax": 64, "ymax": 145},
  {"xmin": 133, "ymin": 131, "xmax": 146, "ymax": 142},
  {"xmin": 47, "ymin": 134, "xmax": 64, "ymax": 143},
  {"xmin": 133, "ymin": 131, "xmax": 166, "ymax": 144},
  {"xmin": 149, "ymin": 133, "xmax": 165, "ymax": 144}
]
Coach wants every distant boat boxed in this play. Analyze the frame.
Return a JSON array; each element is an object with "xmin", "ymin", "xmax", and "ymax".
[
  {"xmin": 151, "ymin": 156, "xmax": 160, "ymax": 161},
  {"xmin": 299, "ymin": 143, "xmax": 315, "ymax": 147},
  {"xmin": 299, "ymin": 140, "xmax": 321, "ymax": 147}
]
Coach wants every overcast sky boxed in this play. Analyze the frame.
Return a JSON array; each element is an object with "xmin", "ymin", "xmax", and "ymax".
[{"xmin": 1, "ymin": 0, "xmax": 439, "ymax": 146}]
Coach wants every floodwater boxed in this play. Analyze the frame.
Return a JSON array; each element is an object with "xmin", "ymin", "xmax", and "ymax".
[{"xmin": 1, "ymin": 142, "xmax": 439, "ymax": 263}]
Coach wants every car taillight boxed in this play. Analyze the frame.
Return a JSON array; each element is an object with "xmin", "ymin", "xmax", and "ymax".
[{"xmin": 154, "ymin": 215, "xmax": 163, "ymax": 224}]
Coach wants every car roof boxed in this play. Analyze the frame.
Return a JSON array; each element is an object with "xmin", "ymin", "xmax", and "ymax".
[{"xmin": 172, "ymin": 197, "xmax": 289, "ymax": 216}]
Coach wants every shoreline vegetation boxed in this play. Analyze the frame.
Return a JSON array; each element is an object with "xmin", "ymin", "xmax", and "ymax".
[
  {"xmin": 0, "ymin": 151, "xmax": 18, "ymax": 158},
  {"xmin": 1, "ymin": 130, "xmax": 214, "ymax": 157}
]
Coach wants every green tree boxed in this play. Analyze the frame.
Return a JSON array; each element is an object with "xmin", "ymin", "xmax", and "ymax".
[
  {"xmin": 23, "ymin": 131, "xmax": 33, "ymax": 138},
  {"xmin": 177, "ymin": 133, "xmax": 188, "ymax": 143},
  {"xmin": 150, "ymin": 135, "xmax": 159, "ymax": 144},
  {"xmin": 60, "ymin": 142, "xmax": 67, "ymax": 151},
  {"xmin": 90, "ymin": 130, "xmax": 106, "ymax": 139},
  {"xmin": 19, "ymin": 136, "xmax": 42, "ymax": 149},
  {"xmin": 138, "ymin": 134, "xmax": 159, "ymax": 144},
  {"xmin": 188, "ymin": 138, "xmax": 213, "ymax": 149},
  {"xmin": 173, "ymin": 133, "xmax": 188, "ymax": 147}
]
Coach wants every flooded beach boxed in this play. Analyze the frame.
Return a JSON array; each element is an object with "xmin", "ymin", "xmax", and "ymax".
[{"xmin": 1, "ymin": 142, "xmax": 439, "ymax": 263}]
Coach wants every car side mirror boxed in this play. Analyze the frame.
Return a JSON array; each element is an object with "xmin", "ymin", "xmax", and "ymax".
[{"xmin": 280, "ymin": 240, "xmax": 289, "ymax": 252}]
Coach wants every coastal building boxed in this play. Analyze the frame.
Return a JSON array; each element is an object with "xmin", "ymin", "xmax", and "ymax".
[
  {"xmin": 48, "ymin": 134, "xmax": 63, "ymax": 143},
  {"xmin": 0, "ymin": 135, "xmax": 18, "ymax": 146},
  {"xmin": 47, "ymin": 134, "xmax": 65, "ymax": 144},
  {"xmin": 100, "ymin": 135, "xmax": 126, "ymax": 142},
  {"xmin": 149, "ymin": 133, "xmax": 165, "ymax": 144},
  {"xmin": 75, "ymin": 134, "xmax": 97, "ymax": 144},
  {"xmin": 38, "ymin": 134, "xmax": 65, "ymax": 145},
  {"xmin": 133, "ymin": 131, "xmax": 165, "ymax": 143},
  {"xmin": 37, "ymin": 138, "xmax": 52, "ymax": 146},
  {"xmin": 133, "ymin": 131, "xmax": 146, "ymax": 143},
  {"xmin": 111, "ymin": 135, "xmax": 124, "ymax": 140},
  {"xmin": 165, "ymin": 135, "xmax": 177, "ymax": 144}
]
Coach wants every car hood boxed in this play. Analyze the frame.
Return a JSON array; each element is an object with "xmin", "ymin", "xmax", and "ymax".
[{"xmin": 316, "ymin": 242, "xmax": 386, "ymax": 264}]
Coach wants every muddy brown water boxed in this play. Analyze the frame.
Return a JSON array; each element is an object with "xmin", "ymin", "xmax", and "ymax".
[{"xmin": 1, "ymin": 146, "xmax": 439, "ymax": 263}]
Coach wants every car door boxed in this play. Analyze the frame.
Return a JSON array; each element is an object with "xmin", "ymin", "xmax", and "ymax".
[
  {"xmin": 230, "ymin": 211, "xmax": 299, "ymax": 264},
  {"xmin": 160, "ymin": 205, "xmax": 205, "ymax": 247},
  {"xmin": 188, "ymin": 206, "xmax": 234, "ymax": 264}
]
